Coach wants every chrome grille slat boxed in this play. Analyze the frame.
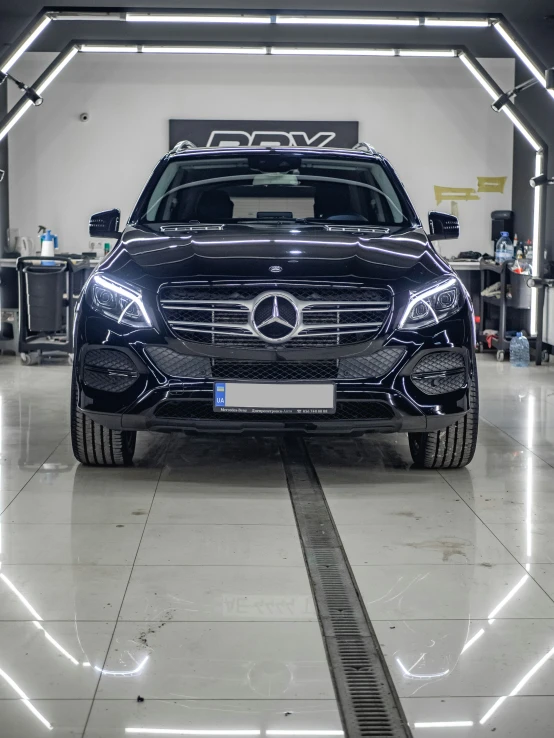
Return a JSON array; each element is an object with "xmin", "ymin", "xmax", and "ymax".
[{"xmin": 159, "ymin": 283, "xmax": 391, "ymax": 348}]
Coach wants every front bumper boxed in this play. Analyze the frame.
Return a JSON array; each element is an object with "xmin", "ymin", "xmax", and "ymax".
[{"xmin": 75, "ymin": 315, "xmax": 474, "ymax": 436}]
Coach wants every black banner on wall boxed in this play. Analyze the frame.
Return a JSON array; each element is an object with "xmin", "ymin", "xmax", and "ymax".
[{"xmin": 169, "ymin": 120, "xmax": 359, "ymax": 149}]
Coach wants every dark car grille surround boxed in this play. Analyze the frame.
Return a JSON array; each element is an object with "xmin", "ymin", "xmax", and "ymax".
[
  {"xmin": 145, "ymin": 346, "xmax": 406, "ymax": 382},
  {"xmin": 411, "ymin": 351, "xmax": 466, "ymax": 395},
  {"xmin": 83, "ymin": 349, "xmax": 139, "ymax": 393},
  {"xmin": 154, "ymin": 400, "xmax": 395, "ymax": 423},
  {"xmin": 158, "ymin": 284, "xmax": 391, "ymax": 349}
]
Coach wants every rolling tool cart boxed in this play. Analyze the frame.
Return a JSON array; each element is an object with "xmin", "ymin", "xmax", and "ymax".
[
  {"xmin": 478, "ymin": 260, "xmax": 549, "ymax": 364},
  {"xmin": 17, "ymin": 256, "xmax": 92, "ymax": 365}
]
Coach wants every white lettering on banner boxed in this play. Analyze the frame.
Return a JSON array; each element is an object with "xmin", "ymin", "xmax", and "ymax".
[{"xmin": 206, "ymin": 130, "xmax": 337, "ymax": 147}]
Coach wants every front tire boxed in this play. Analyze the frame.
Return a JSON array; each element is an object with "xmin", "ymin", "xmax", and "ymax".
[
  {"xmin": 71, "ymin": 374, "xmax": 136, "ymax": 466},
  {"xmin": 408, "ymin": 361, "xmax": 479, "ymax": 469}
]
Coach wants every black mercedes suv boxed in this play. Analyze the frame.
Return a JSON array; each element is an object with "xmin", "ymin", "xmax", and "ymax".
[{"xmin": 71, "ymin": 142, "xmax": 478, "ymax": 468}]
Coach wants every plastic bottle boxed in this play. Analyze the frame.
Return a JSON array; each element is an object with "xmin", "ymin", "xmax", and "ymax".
[
  {"xmin": 495, "ymin": 231, "xmax": 513, "ymax": 264},
  {"xmin": 510, "ymin": 332, "xmax": 530, "ymax": 368}
]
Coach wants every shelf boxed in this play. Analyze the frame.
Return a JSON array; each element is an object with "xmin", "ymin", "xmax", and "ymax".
[
  {"xmin": 480, "ymin": 261, "xmax": 504, "ymax": 273},
  {"xmin": 481, "ymin": 295, "xmax": 530, "ymax": 309}
]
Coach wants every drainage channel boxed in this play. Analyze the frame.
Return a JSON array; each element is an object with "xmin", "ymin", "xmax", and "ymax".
[{"xmin": 280, "ymin": 435, "xmax": 412, "ymax": 738}]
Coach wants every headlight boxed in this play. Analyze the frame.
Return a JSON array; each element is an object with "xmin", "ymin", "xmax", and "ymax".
[
  {"xmin": 90, "ymin": 274, "xmax": 151, "ymax": 328},
  {"xmin": 399, "ymin": 277, "xmax": 462, "ymax": 330}
]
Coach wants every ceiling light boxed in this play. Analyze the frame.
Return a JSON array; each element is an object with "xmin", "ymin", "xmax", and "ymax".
[
  {"xmin": 35, "ymin": 46, "xmax": 79, "ymax": 95},
  {"xmin": 126, "ymin": 13, "xmax": 271, "ymax": 24},
  {"xmin": 494, "ymin": 22, "xmax": 554, "ymax": 100},
  {"xmin": 458, "ymin": 53, "xmax": 499, "ymax": 99},
  {"xmin": 80, "ymin": 45, "xmax": 139, "ymax": 53},
  {"xmin": 398, "ymin": 50, "xmax": 457, "ymax": 57},
  {"xmin": 0, "ymin": 99, "xmax": 34, "ymax": 143},
  {"xmin": 275, "ymin": 15, "xmax": 419, "ymax": 26},
  {"xmin": 271, "ymin": 48, "xmax": 395, "ymax": 57},
  {"xmin": 142, "ymin": 47, "xmax": 267, "ymax": 55},
  {"xmin": 1, "ymin": 15, "xmax": 52, "ymax": 74},
  {"xmin": 424, "ymin": 18, "xmax": 490, "ymax": 28},
  {"xmin": 501, "ymin": 107, "xmax": 541, "ymax": 152},
  {"xmin": 125, "ymin": 731, "xmax": 261, "ymax": 736}
]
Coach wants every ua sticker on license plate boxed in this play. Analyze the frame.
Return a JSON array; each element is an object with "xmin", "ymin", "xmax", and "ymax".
[{"xmin": 213, "ymin": 382, "xmax": 336, "ymax": 414}]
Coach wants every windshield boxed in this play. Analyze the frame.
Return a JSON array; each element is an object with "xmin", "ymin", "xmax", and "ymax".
[{"xmin": 138, "ymin": 153, "xmax": 413, "ymax": 227}]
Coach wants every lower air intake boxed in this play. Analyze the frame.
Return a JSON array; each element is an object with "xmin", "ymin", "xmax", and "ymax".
[{"xmin": 411, "ymin": 351, "xmax": 466, "ymax": 396}]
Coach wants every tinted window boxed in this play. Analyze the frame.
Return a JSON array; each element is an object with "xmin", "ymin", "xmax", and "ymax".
[{"xmin": 140, "ymin": 153, "xmax": 412, "ymax": 227}]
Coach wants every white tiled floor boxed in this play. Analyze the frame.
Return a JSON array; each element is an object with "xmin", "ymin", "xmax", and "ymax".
[{"xmin": 1, "ymin": 354, "xmax": 554, "ymax": 736}]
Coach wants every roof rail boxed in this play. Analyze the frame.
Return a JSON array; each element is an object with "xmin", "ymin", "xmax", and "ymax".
[
  {"xmin": 352, "ymin": 141, "xmax": 378, "ymax": 155},
  {"xmin": 170, "ymin": 140, "xmax": 197, "ymax": 154}
]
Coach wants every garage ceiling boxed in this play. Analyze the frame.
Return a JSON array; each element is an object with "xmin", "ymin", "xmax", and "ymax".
[{"xmin": 0, "ymin": 2, "xmax": 553, "ymax": 64}]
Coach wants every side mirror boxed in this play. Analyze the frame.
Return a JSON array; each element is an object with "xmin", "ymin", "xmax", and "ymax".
[
  {"xmin": 428, "ymin": 211, "xmax": 459, "ymax": 241},
  {"xmin": 89, "ymin": 209, "xmax": 121, "ymax": 239}
]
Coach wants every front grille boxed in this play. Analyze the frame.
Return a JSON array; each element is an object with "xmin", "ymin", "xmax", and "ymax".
[
  {"xmin": 411, "ymin": 351, "xmax": 466, "ymax": 396},
  {"xmin": 154, "ymin": 400, "xmax": 395, "ymax": 423},
  {"xmin": 83, "ymin": 349, "xmax": 139, "ymax": 393},
  {"xmin": 159, "ymin": 283, "xmax": 391, "ymax": 349},
  {"xmin": 145, "ymin": 346, "xmax": 406, "ymax": 381}
]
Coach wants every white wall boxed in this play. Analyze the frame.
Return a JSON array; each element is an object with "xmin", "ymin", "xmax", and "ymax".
[{"xmin": 8, "ymin": 52, "xmax": 514, "ymax": 258}]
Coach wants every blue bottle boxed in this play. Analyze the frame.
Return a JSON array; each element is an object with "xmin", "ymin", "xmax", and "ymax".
[{"xmin": 510, "ymin": 332, "xmax": 530, "ymax": 367}]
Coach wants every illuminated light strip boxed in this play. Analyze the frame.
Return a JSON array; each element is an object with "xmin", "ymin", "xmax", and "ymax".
[
  {"xmin": 458, "ymin": 53, "xmax": 499, "ymax": 99},
  {"xmin": 414, "ymin": 722, "xmax": 473, "ymax": 729},
  {"xmin": 487, "ymin": 574, "xmax": 529, "ymax": 623},
  {"xmin": 275, "ymin": 16, "xmax": 419, "ymax": 26},
  {"xmin": 141, "ymin": 47, "xmax": 268, "ymax": 55},
  {"xmin": 0, "ymin": 100, "xmax": 34, "ymax": 143},
  {"xmin": 35, "ymin": 46, "xmax": 79, "ymax": 95},
  {"xmin": 0, "ymin": 667, "xmax": 53, "ymax": 730},
  {"xmin": 480, "ymin": 644, "xmax": 554, "ymax": 724},
  {"xmin": 1, "ymin": 16, "xmax": 52, "ymax": 74},
  {"xmin": 398, "ymin": 50, "xmax": 457, "ymax": 57},
  {"xmin": 425, "ymin": 18, "xmax": 490, "ymax": 28},
  {"xmin": 32, "ymin": 621, "xmax": 80, "ymax": 665},
  {"xmin": 461, "ymin": 627, "xmax": 485, "ymax": 653},
  {"xmin": 530, "ymin": 153, "xmax": 544, "ymax": 333},
  {"xmin": 494, "ymin": 22, "xmax": 553, "ymax": 98},
  {"xmin": 81, "ymin": 45, "xmax": 139, "ymax": 53},
  {"xmin": 271, "ymin": 48, "xmax": 395, "ymax": 57},
  {"xmin": 126, "ymin": 13, "xmax": 271, "ymax": 24},
  {"xmin": 501, "ymin": 108, "xmax": 541, "ymax": 152},
  {"xmin": 125, "ymin": 731, "xmax": 261, "ymax": 736},
  {"xmin": 0, "ymin": 573, "xmax": 43, "ymax": 620}
]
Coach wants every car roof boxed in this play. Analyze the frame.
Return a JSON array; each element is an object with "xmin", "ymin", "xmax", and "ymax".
[{"xmin": 166, "ymin": 145, "xmax": 383, "ymax": 161}]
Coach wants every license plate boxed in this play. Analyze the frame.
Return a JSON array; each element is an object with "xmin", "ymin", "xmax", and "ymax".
[{"xmin": 213, "ymin": 382, "xmax": 336, "ymax": 414}]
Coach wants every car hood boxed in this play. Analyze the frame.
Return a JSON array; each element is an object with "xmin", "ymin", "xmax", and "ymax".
[{"xmin": 101, "ymin": 225, "xmax": 453, "ymax": 292}]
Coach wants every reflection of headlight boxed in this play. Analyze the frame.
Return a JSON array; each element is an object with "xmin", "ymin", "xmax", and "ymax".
[
  {"xmin": 89, "ymin": 274, "xmax": 151, "ymax": 328},
  {"xmin": 399, "ymin": 277, "xmax": 461, "ymax": 330}
]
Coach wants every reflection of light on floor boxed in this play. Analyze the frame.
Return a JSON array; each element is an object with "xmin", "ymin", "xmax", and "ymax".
[
  {"xmin": 526, "ymin": 395, "xmax": 534, "ymax": 560},
  {"xmin": 0, "ymin": 573, "xmax": 43, "ymax": 620},
  {"xmin": 125, "ymin": 731, "xmax": 262, "ymax": 736},
  {"xmin": 32, "ymin": 621, "xmax": 79, "ymax": 665},
  {"xmin": 461, "ymin": 628, "xmax": 485, "ymax": 653},
  {"xmin": 414, "ymin": 722, "xmax": 473, "ymax": 729},
  {"xmin": 487, "ymin": 574, "xmax": 529, "ymax": 623},
  {"xmin": 95, "ymin": 654, "xmax": 149, "ymax": 676},
  {"xmin": 0, "ymin": 665, "xmax": 53, "ymax": 730},
  {"xmin": 480, "ymin": 644, "xmax": 554, "ymax": 724},
  {"xmin": 396, "ymin": 657, "xmax": 450, "ymax": 680}
]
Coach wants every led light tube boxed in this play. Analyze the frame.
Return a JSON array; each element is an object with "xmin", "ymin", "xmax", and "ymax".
[
  {"xmin": 425, "ymin": 18, "xmax": 490, "ymax": 28},
  {"xmin": 399, "ymin": 50, "xmax": 457, "ymax": 58},
  {"xmin": 142, "ymin": 47, "xmax": 267, "ymax": 55},
  {"xmin": 126, "ymin": 13, "xmax": 271, "ymax": 24},
  {"xmin": 1, "ymin": 16, "xmax": 52, "ymax": 74},
  {"xmin": 80, "ymin": 45, "xmax": 139, "ymax": 53},
  {"xmin": 271, "ymin": 48, "xmax": 395, "ymax": 57},
  {"xmin": 35, "ymin": 47, "xmax": 78, "ymax": 95},
  {"xmin": 276, "ymin": 16, "xmax": 419, "ymax": 26}
]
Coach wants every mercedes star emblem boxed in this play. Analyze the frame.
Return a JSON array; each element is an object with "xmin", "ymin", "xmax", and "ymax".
[
  {"xmin": 269, "ymin": 265, "xmax": 282, "ymax": 273},
  {"xmin": 251, "ymin": 292, "xmax": 299, "ymax": 343}
]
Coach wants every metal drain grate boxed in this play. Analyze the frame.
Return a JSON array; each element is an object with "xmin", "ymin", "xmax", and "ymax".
[{"xmin": 280, "ymin": 436, "xmax": 412, "ymax": 738}]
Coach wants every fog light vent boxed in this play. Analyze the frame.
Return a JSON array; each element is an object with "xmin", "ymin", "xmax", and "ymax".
[{"xmin": 411, "ymin": 351, "xmax": 466, "ymax": 395}]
